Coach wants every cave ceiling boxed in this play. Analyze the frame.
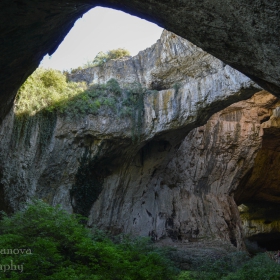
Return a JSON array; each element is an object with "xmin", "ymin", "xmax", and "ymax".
[{"xmin": 1, "ymin": 0, "xmax": 280, "ymax": 122}]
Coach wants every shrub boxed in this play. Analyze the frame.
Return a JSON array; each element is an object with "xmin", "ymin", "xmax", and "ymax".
[
  {"xmin": 176, "ymin": 271, "xmax": 195, "ymax": 280},
  {"xmin": 89, "ymin": 48, "xmax": 130, "ymax": 67},
  {"xmin": 40, "ymin": 69, "xmax": 67, "ymax": 90},
  {"xmin": 15, "ymin": 70, "xmax": 156, "ymax": 146},
  {"xmin": 106, "ymin": 78, "xmax": 122, "ymax": 95},
  {"xmin": 0, "ymin": 200, "xmax": 177, "ymax": 280},
  {"xmin": 107, "ymin": 48, "xmax": 130, "ymax": 60},
  {"xmin": 186, "ymin": 252, "xmax": 250, "ymax": 280},
  {"xmin": 16, "ymin": 71, "xmax": 142, "ymax": 119},
  {"xmin": 177, "ymin": 251, "xmax": 280, "ymax": 280},
  {"xmin": 223, "ymin": 253, "xmax": 280, "ymax": 280},
  {"xmin": 15, "ymin": 68, "xmax": 85, "ymax": 116}
]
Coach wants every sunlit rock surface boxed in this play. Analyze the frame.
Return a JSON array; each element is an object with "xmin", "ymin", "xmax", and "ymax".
[
  {"xmin": 0, "ymin": 31, "xmax": 275, "ymax": 249},
  {"xmin": 69, "ymin": 30, "xmax": 260, "ymax": 137}
]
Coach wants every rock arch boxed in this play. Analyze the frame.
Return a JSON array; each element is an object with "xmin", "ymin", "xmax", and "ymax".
[{"xmin": 1, "ymin": 1, "xmax": 280, "ymax": 121}]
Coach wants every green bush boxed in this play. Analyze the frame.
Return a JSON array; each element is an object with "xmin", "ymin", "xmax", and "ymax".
[
  {"xmin": 16, "ymin": 71, "xmax": 154, "ymax": 143},
  {"xmin": 40, "ymin": 69, "xmax": 67, "ymax": 90},
  {"xmin": 15, "ymin": 70, "xmax": 157, "ymax": 146},
  {"xmin": 223, "ymin": 253, "xmax": 280, "ymax": 280},
  {"xmin": 0, "ymin": 200, "xmax": 177, "ymax": 279},
  {"xmin": 176, "ymin": 251, "xmax": 280, "ymax": 280},
  {"xmin": 185, "ymin": 252, "xmax": 248, "ymax": 280},
  {"xmin": 16, "ymin": 71, "xmax": 145, "ymax": 119},
  {"xmin": 89, "ymin": 48, "xmax": 130, "ymax": 67},
  {"xmin": 106, "ymin": 78, "xmax": 122, "ymax": 95},
  {"xmin": 15, "ymin": 68, "xmax": 86, "ymax": 116},
  {"xmin": 176, "ymin": 271, "xmax": 195, "ymax": 280}
]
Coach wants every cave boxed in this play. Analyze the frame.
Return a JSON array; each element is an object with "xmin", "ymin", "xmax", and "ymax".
[
  {"xmin": 1, "ymin": 1, "xmax": 280, "ymax": 123},
  {"xmin": 248, "ymin": 232, "xmax": 280, "ymax": 251},
  {"xmin": 235, "ymin": 122, "xmax": 280, "ymax": 252},
  {"xmin": 1, "ymin": 1, "xmax": 280, "ymax": 256}
]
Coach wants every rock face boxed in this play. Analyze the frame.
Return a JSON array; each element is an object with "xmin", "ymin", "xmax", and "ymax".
[
  {"xmin": 235, "ymin": 97, "xmax": 280, "ymax": 249},
  {"xmin": 88, "ymin": 90, "xmax": 279, "ymax": 250},
  {"xmin": 68, "ymin": 30, "xmax": 260, "ymax": 132},
  {"xmin": 1, "ymin": 31, "xmax": 279, "ymax": 250},
  {"xmin": 1, "ymin": 0, "xmax": 280, "ymax": 121}
]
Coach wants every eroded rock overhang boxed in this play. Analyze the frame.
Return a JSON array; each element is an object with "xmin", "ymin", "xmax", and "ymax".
[
  {"xmin": 0, "ymin": 31, "xmax": 266, "ymax": 250},
  {"xmin": 235, "ymin": 101, "xmax": 280, "ymax": 251},
  {"xmin": 1, "ymin": 0, "xmax": 280, "ymax": 121}
]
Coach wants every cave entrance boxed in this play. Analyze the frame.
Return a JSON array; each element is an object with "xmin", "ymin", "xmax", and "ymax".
[
  {"xmin": 234, "ymin": 117, "xmax": 280, "ymax": 252},
  {"xmin": 237, "ymin": 201, "xmax": 280, "ymax": 252},
  {"xmin": 247, "ymin": 232, "xmax": 280, "ymax": 251}
]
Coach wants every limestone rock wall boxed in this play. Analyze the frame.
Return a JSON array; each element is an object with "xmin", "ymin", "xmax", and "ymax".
[
  {"xmin": 0, "ymin": 31, "xmax": 271, "ymax": 249},
  {"xmin": 88, "ymin": 91, "xmax": 279, "ymax": 249}
]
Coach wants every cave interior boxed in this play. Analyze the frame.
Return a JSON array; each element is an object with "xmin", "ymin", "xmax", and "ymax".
[{"xmin": 235, "ymin": 126, "xmax": 280, "ymax": 251}]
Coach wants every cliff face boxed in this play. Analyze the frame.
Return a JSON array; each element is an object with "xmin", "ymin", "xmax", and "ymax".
[
  {"xmin": 1, "ymin": 31, "xmax": 279, "ymax": 249},
  {"xmin": 69, "ymin": 30, "xmax": 260, "ymax": 133},
  {"xmin": 88, "ymin": 91, "xmax": 280, "ymax": 249},
  {"xmin": 1, "ymin": 1, "xmax": 280, "ymax": 122}
]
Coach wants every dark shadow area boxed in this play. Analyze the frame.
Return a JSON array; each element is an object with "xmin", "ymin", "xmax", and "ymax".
[
  {"xmin": 248, "ymin": 233, "xmax": 280, "ymax": 251},
  {"xmin": 0, "ymin": 175, "xmax": 13, "ymax": 215}
]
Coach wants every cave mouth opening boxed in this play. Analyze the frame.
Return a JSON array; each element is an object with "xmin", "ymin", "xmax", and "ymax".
[
  {"xmin": 233, "ymin": 119, "xmax": 280, "ymax": 252},
  {"xmin": 246, "ymin": 232, "xmax": 280, "ymax": 252},
  {"xmin": 238, "ymin": 202, "xmax": 280, "ymax": 252}
]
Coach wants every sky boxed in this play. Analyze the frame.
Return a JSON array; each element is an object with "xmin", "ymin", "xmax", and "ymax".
[{"xmin": 40, "ymin": 7, "xmax": 163, "ymax": 71}]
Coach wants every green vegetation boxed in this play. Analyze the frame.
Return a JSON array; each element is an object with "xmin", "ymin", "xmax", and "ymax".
[
  {"xmin": 122, "ymin": 82, "xmax": 146, "ymax": 142},
  {"xmin": 177, "ymin": 251, "xmax": 280, "ymax": 280},
  {"xmin": 15, "ymin": 68, "xmax": 86, "ymax": 117},
  {"xmin": 15, "ymin": 68, "xmax": 153, "ymax": 145},
  {"xmin": 0, "ymin": 200, "xmax": 178, "ymax": 279},
  {"xmin": 1, "ymin": 200, "xmax": 279, "ymax": 280},
  {"xmin": 16, "ymin": 68, "xmax": 146, "ymax": 120},
  {"xmin": 85, "ymin": 48, "xmax": 130, "ymax": 68},
  {"xmin": 68, "ymin": 48, "xmax": 131, "ymax": 72}
]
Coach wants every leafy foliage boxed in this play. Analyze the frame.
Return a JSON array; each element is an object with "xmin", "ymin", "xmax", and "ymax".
[
  {"xmin": 0, "ymin": 200, "xmax": 178, "ymax": 280},
  {"xmin": 176, "ymin": 251, "xmax": 280, "ymax": 280},
  {"xmin": 67, "ymin": 48, "xmax": 130, "ymax": 73},
  {"xmin": 15, "ymin": 68, "xmax": 85, "ymax": 117},
  {"xmin": 122, "ymin": 82, "xmax": 146, "ymax": 142},
  {"xmin": 188, "ymin": 252, "xmax": 249, "ymax": 280},
  {"xmin": 87, "ymin": 48, "xmax": 130, "ymax": 67},
  {"xmin": 16, "ymin": 69, "xmax": 145, "ymax": 118},
  {"xmin": 16, "ymin": 69, "xmax": 155, "ymax": 144},
  {"xmin": 223, "ymin": 253, "xmax": 280, "ymax": 280}
]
